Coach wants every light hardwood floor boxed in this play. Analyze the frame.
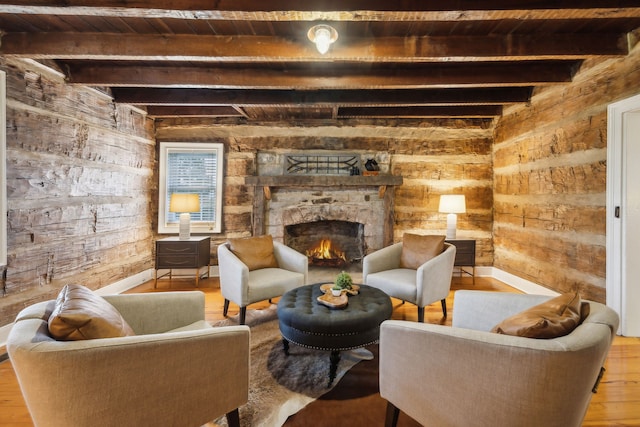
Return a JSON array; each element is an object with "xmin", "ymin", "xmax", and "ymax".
[{"xmin": 1, "ymin": 275, "xmax": 639, "ymax": 426}]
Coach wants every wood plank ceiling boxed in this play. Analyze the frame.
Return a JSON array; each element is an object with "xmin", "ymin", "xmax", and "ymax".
[{"xmin": 1, "ymin": 1, "xmax": 640, "ymax": 122}]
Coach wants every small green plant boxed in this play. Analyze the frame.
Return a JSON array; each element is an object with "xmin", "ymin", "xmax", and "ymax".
[{"xmin": 334, "ymin": 271, "xmax": 353, "ymax": 290}]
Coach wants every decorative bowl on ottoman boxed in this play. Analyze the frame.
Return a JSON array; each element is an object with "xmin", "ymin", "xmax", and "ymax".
[{"xmin": 317, "ymin": 292, "xmax": 349, "ymax": 309}]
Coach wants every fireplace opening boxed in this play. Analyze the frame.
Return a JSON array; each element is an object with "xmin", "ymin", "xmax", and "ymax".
[
  {"xmin": 285, "ymin": 220, "xmax": 365, "ymax": 268},
  {"xmin": 306, "ymin": 239, "xmax": 347, "ymax": 267}
]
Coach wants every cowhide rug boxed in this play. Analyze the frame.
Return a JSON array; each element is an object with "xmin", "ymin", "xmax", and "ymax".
[{"xmin": 211, "ymin": 306, "xmax": 369, "ymax": 427}]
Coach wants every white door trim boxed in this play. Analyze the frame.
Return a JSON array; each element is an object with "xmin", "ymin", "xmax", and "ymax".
[{"xmin": 606, "ymin": 93, "xmax": 640, "ymax": 336}]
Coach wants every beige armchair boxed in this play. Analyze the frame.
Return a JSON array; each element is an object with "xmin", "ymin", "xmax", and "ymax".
[
  {"xmin": 363, "ymin": 241, "xmax": 456, "ymax": 322},
  {"xmin": 379, "ymin": 290, "xmax": 620, "ymax": 427},
  {"xmin": 218, "ymin": 237, "xmax": 308, "ymax": 325},
  {"xmin": 7, "ymin": 291, "xmax": 250, "ymax": 427}
]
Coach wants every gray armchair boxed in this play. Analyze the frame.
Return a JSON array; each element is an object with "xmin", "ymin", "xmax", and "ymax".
[
  {"xmin": 218, "ymin": 238, "xmax": 308, "ymax": 325},
  {"xmin": 363, "ymin": 241, "xmax": 456, "ymax": 322},
  {"xmin": 379, "ymin": 290, "xmax": 620, "ymax": 427},
  {"xmin": 7, "ymin": 291, "xmax": 249, "ymax": 427}
]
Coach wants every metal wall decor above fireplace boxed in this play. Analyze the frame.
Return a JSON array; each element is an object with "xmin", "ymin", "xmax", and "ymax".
[{"xmin": 285, "ymin": 153, "xmax": 362, "ymax": 176}]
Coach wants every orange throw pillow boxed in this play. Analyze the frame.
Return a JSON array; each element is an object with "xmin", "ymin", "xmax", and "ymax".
[
  {"xmin": 228, "ymin": 235, "xmax": 279, "ymax": 271},
  {"xmin": 492, "ymin": 292, "xmax": 582, "ymax": 339},
  {"xmin": 48, "ymin": 284, "xmax": 135, "ymax": 341},
  {"xmin": 399, "ymin": 234, "xmax": 446, "ymax": 269}
]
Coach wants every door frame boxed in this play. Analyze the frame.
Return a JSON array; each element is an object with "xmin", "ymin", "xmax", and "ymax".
[{"xmin": 606, "ymin": 93, "xmax": 640, "ymax": 336}]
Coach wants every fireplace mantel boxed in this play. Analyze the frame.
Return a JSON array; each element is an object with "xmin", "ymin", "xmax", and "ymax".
[{"xmin": 245, "ymin": 174, "xmax": 403, "ymax": 247}]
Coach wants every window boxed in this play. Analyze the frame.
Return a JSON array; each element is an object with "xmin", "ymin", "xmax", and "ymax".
[{"xmin": 158, "ymin": 142, "xmax": 224, "ymax": 234}]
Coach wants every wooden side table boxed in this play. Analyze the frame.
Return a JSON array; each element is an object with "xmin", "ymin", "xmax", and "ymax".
[
  {"xmin": 155, "ymin": 236, "xmax": 211, "ymax": 288},
  {"xmin": 445, "ymin": 239, "xmax": 476, "ymax": 278}
]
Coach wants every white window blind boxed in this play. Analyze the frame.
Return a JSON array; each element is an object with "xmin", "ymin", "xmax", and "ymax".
[
  {"xmin": 159, "ymin": 142, "xmax": 224, "ymax": 234},
  {"xmin": 166, "ymin": 151, "xmax": 218, "ymax": 223}
]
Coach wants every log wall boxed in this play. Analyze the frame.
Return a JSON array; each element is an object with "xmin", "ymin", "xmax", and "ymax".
[
  {"xmin": 155, "ymin": 119, "xmax": 495, "ymax": 267},
  {"xmin": 0, "ymin": 58, "xmax": 156, "ymax": 326},
  {"xmin": 493, "ymin": 45, "xmax": 640, "ymax": 302},
  {"xmin": 6, "ymin": 42, "xmax": 636, "ymax": 325}
]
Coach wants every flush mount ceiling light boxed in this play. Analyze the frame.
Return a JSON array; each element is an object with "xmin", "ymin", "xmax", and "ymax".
[{"xmin": 307, "ymin": 24, "xmax": 338, "ymax": 54}]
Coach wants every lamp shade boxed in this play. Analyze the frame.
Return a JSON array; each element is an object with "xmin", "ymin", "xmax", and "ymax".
[
  {"xmin": 169, "ymin": 193, "xmax": 200, "ymax": 213},
  {"xmin": 438, "ymin": 195, "xmax": 466, "ymax": 214},
  {"xmin": 169, "ymin": 194, "xmax": 200, "ymax": 240}
]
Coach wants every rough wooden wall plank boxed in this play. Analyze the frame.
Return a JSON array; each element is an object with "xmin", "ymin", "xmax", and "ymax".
[
  {"xmin": 493, "ymin": 112, "xmax": 607, "ymax": 169},
  {"xmin": 494, "ymin": 200, "xmax": 606, "ymax": 235},
  {"xmin": 7, "ymin": 107, "xmax": 155, "ymax": 168}
]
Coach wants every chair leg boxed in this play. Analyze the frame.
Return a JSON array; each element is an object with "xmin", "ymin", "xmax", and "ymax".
[
  {"xmin": 223, "ymin": 299, "xmax": 230, "ymax": 317},
  {"xmin": 226, "ymin": 408, "xmax": 240, "ymax": 427},
  {"xmin": 385, "ymin": 402, "xmax": 400, "ymax": 427},
  {"xmin": 239, "ymin": 307, "xmax": 247, "ymax": 325},
  {"xmin": 417, "ymin": 306, "xmax": 425, "ymax": 323},
  {"xmin": 441, "ymin": 298, "xmax": 448, "ymax": 317}
]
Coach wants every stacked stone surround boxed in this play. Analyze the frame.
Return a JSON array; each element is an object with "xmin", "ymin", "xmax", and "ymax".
[{"xmin": 266, "ymin": 186, "xmax": 386, "ymax": 255}]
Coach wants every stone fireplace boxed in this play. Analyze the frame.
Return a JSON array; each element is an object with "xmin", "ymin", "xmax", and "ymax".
[{"xmin": 244, "ymin": 174, "xmax": 403, "ymax": 267}]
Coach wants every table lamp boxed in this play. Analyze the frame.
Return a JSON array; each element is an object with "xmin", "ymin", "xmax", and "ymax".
[
  {"xmin": 439, "ymin": 195, "xmax": 466, "ymax": 239},
  {"xmin": 169, "ymin": 193, "xmax": 201, "ymax": 240}
]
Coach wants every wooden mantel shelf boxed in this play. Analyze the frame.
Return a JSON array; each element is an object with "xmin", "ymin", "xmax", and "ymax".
[{"xmin": 245, "ymin": 175, "xmax": 403, "ymax": 187}]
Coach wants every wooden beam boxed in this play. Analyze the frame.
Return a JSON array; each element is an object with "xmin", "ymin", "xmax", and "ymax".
[
  {"xmin": 65, "ymin": 62, "xmax": 576, "ymax": 88},
  {"xmin": 111, "ymin": 87, "xmax": 533, "ymax": 106},
  {"xmin": 0, "ymin": 33, "xmax": 627, "ymax": 62},
  {"xmin": 145, "ymin": 106, "xmax": 243, "ymax": 117},
  {"xmin": 2, "ymin": 1, "xmax": 640, "ymax": 21},
  {"xmin": 338, "ymin": 105, "xmax": 503, "ymax": 118}
]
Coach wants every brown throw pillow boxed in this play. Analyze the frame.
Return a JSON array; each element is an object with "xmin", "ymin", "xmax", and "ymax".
[
  {"xmin": 48, "ymin": 284, "xmax": 135, "ymax": 341},
  {"xmin": 399, "ymin": 233, "xmax": 446, "ymax": 269},
  {"xmin": 228, "ymin": 235, "xmax": 279, "ymax": 271},
  {"xmin": 491, "ymin": 292, "xmax": 582, "ymax": 339}
]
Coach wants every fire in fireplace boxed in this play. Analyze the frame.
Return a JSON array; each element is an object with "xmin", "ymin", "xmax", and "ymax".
[
  {"xmin": 306, "ymin": 239, "xmax": 347, "ymax": 267},
  {"xmin": 285, "ymin": 220, "xmax": 365, "ymax": 268}
]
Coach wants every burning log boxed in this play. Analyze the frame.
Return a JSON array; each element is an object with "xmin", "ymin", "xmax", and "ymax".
[{"xmin": 306, "ymin": 239, "xmax": 347, "ymax": 267}]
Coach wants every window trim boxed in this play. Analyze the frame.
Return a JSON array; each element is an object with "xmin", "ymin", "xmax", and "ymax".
[{"xmin": 158, "ymin": 142, "xmax": 224, "ymax": 235}]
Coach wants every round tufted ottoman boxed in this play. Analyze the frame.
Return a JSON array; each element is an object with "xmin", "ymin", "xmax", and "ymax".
[{"xmin": 277, "ymin": 283, "xmax": 392, "ymax": 386}]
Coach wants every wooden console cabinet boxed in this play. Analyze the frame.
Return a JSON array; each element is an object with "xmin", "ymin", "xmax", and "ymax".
[
  {"xmin": 445, "ymin": 239, "xmax": 476, "ymax": 277},
  {"xmin": 155, "ymin": 236, "xmax": 211, "ymax": 288}
]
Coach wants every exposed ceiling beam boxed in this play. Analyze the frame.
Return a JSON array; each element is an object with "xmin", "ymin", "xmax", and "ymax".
[
  {"xmin": 1, "ymin": 33, "xmax": 628, "ymax": 62},
  {"xmin": 146, "ymin": 106, "xmax": 245, "ymax": 117},
  {"xmin": 64, "ymin": 62, "xmax": 576, "ymax": 89},
  {"xmin": 2, "ymin": 1, "xmax": 640, "ymax": 21},
  {"xmin": 111, "ymin": 87, "xmax": 533, "ymax": 106},
  {"xmin": 337, "ymin": 106, "xmax": 503, "ymax": 118}
]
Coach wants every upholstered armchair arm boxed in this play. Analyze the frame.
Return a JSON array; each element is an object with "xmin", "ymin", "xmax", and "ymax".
[
  {"xmin": 10, "ymin": 323, "xmax": 250, "ymax": 427},
  {"xmin": 103, "ymin": 291, "xmax": 206, "ymax": 335},
  {"xmin": 415, "ymin": 243, "xmax": 456, "ymax": 307},
  {"xmin": 362, "ymin": 242, "xmax": 402, "ymax": 281},
  {"xmin": 217, "ymin": 242, "xmax": 250, "ymax": 304},
  {"xmin": 379, "ymin": 319, "xmax": 612, "ymax": 427},
  {"xmin": 273, "ymin": 241, "xmax": 309, "ymax": 282}
]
